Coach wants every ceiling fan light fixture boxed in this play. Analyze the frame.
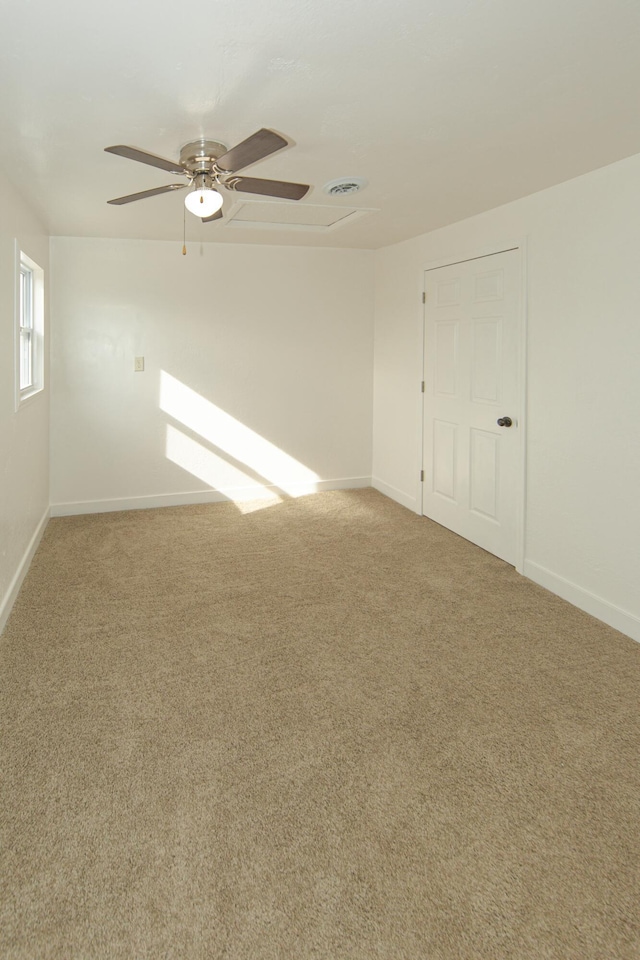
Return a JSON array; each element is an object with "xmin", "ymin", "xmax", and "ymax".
[
  {"xmin": 184, "ymin": 182, "xmax": 223, "ymax": 218},
  {"xmin": 106, "ymin": 129, "xmax": 311, "ymax": 216}
]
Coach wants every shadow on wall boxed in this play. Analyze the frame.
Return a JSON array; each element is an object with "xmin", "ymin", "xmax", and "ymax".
[{"xmin": 159, "ymin": 371, "xmax": 320, "ymax": 514}]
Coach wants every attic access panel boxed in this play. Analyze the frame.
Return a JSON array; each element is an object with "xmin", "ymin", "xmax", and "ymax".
[{"xmin": 225, "ymin": 201, "xmax": 375, "ymax": 231}]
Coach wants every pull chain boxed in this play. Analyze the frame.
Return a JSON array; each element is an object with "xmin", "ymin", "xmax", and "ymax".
[{"xmin": 182, "ymin": 202, "xmax": 186, "ymax": 256}]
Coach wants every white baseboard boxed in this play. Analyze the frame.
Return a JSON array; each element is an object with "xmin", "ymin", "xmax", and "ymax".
[
  {"xmin": 50, "ymin": 477, "xmax": 372, "ymax": 518},
  {"xmin": 524, "ymin": 560, "xmax": 640, "ymax": 644},
  {"xmin": 0, "ymin": 506, "xmax": 50, "ymax": 635},
  {"xmin": 371, "ymin": 477, "xmax": 418, "ymax": 514}
]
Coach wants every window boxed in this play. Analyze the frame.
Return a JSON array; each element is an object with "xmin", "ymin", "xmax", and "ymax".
[
  {"xmin": 16, "ymin": 247, "xmax": 44, "ymax": 406},
  {"xmin": 19, "ymin": 261, "xmax": 34, "ymax": 390}
]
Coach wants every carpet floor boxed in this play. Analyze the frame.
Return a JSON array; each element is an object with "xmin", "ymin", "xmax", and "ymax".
[{"xmin": 1, "ymin": 488, "xmax": 638, "ymax": 959}]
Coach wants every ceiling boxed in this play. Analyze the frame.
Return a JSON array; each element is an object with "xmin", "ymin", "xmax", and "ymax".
[{"xmin": 2, "ymin": 0, "xmax": 640, "ymax": 250}]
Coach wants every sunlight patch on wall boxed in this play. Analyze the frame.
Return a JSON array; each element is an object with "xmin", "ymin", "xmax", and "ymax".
[
  {"xmin": 160, "ymin": 371, "xmax": 320, "ymax": 497},
  {"xmin": 165, "ymin": 425, "xmax": 282, "ymax": 512}
]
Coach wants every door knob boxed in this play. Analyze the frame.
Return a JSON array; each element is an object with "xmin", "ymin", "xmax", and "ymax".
[{"xmin": 497, "ymin": 416, "xmax": 513, "ymax": 427}]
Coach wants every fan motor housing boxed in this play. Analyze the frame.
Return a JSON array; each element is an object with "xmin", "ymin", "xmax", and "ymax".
[{"xmin": 180, "ymin": 139, "xmax": 228, "ymax": 174}]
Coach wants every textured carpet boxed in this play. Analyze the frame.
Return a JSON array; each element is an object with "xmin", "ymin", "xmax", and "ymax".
[{"xmin": 1, "ymin": 488, "xmax": 638, "ymax": 959}]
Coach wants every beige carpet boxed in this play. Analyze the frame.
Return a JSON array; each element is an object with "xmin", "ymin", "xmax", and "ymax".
[{"xmin": 1, "ymin": 488, "xmax": 638, "ymax": 959}]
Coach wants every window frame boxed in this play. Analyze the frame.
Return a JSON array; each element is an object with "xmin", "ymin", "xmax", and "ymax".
[{"xmin": 15, "ymin": 245, "xmax": 45, "ymax": 409}]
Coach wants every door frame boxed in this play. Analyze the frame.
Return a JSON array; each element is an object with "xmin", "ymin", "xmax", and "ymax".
[{"xmin": 418, "ymin": 238, "xmax": 528, "ymax": 574}]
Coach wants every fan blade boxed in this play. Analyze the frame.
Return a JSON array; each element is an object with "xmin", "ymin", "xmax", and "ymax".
[
  {"xmin": 226, "ymin": 176, "xmax": 309, "ymax": 201},
  {"xmin": 215, "ymin": 129, "xmax": 288, "ymax": 173},
  {"xmin": 201, "ymin": 209, "xmax": 224, "ymax": 223},
  {"xmin": 107, "ymin": 184, "xmax": 186, "ymax": 205},
  {"xmin": 105, "ymin": 145, "xmax": 185, "ymax": 175}
]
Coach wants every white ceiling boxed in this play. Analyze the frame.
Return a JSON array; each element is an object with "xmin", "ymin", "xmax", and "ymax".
[{"xmin": 2, "ymin": 0, "xmax": 640, "ymax": 249}]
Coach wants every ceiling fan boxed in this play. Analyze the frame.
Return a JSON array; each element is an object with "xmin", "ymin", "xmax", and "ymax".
[{"xmin": 105, "ymin": 129, "xmax": 310, "ymax": 222}]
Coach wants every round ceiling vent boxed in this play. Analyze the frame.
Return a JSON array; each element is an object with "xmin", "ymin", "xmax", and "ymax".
[{"xmin": 323, "ymin": 177, "xmax": 368, "ymax": 196}]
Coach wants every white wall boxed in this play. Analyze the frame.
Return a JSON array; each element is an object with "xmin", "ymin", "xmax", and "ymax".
[
  {"xmin": 0, "ymin": 170, "xmax": 50, "ymax": 632},
  {"xmin": 51, "ymin": 238, "xmax": 374, "ymax": 512},
  {"xmin": 373, "ymin": 152, "xmax": 640, "ymax": 642}
]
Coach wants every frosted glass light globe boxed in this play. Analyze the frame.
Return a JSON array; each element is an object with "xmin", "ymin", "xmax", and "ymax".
[{"xmin": 184, "ymin": 188, "xmax": 223, "ymax": 218}]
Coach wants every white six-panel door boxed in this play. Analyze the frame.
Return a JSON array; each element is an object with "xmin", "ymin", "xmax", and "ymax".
[{"xmin": 422, "ymin": 249, "xmax": 522, "ymax": 565}]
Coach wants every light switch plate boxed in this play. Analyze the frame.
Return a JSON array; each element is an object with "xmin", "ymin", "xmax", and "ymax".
[{"xmin": 134, "ymin": 357, "xmax": 144, "ymax": 372}]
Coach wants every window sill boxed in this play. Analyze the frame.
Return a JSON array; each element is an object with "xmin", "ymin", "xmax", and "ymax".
[{"xmin": 16, "ymin": 385, "xmax": 45, "ymax": 411}]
